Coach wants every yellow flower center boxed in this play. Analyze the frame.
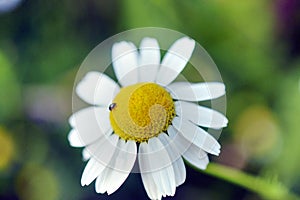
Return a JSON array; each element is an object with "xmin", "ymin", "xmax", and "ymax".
[{"xmin": 109, "ymin": 82, "xmax": 175, "ymax": 143}]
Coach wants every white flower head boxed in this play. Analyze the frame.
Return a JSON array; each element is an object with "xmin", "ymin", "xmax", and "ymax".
[{"xmin": 69, "ymin": 33, "xmax": 228, "ymax": 199}]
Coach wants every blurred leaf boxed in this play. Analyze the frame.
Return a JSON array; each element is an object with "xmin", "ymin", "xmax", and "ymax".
[
  {"xmin": 0, "ymin": 51, "xmax": 21, "ymax": 120},
  {"xmin": 122, "ymin": 0, "xmax": 279, "ymax": 94},
  {"xmin": 20, "ymin": 38, "xmax": 87, "ymax": 83},
  {"xmin": 121, "ymin": 0, "xmax": 180, "ymax": 29},
  {"xmin": 272, "ymin": 68, "xmax": 300, "ymax": 186},
  {"xmin": 178, "ymin": 0, "xmax": 278, "ymax": 93}
]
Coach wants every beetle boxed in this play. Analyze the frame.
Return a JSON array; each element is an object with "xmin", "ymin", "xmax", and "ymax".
[{"xmin": 109, "ymin": 103, "xmax": 117, "ymax": 111}]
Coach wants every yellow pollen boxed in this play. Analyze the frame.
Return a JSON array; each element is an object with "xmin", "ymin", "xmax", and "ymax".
[{"xmin": 109, "ymin": 82, "xmax": 175, "ymax": 143}]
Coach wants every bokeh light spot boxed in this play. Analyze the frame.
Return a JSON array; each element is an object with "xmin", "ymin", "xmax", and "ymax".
[{"xmin": 0, "ymin": 127, "xmax": 15, "ymax": 170}]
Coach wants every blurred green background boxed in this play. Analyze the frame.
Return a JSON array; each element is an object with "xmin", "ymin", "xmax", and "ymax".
[{"xmin": 0, "ymin": 0, "xmax": 300, "ymax": 199}]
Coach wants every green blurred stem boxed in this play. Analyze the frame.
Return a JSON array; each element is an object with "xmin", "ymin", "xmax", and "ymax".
[{"xmin": 201, "ymin": 163, "xmax": 299, "ymax": 200}]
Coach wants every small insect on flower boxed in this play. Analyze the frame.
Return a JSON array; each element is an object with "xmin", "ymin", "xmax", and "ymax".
[{"xmin": 108, "ymin": 103, "xmax": 117, "ymax": 111}]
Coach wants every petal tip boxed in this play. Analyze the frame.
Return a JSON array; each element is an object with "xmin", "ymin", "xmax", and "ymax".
[
  {"xmin": 68, "ymin": 115, "xmax": 75, "ymax": 127},
  {"xmin": 212, "ymin": 146, "xmax": 221, "ymax": 156},
  {"xmin": 140, "ymin": 37, "xmax": 159, "ymax": 48},
  {"xmin": 80, "ymin": 177, "xmax": 86, "ymax": 186},
  {"xmin": 177, "ymin": 36, "xmax": 195, "ymax": 49},
  {"xmin": 68, "ymin": 129, "xmax": 83, "ymax": 147},
  {"xmin": 112, "ymin": 41, "xmax": 136, "ymax": 56}
]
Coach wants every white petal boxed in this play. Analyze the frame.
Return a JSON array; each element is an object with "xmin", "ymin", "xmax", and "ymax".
[
  {"xmin": 156, "ymin": 37, "xmax": 195, "ymax": 86},
  {"xmin": 82, "ymin": 148, "xmax": 91, "ymax": 161},
  {"xmin": 95, "ymin": 167, "xmax": 110, "ymax": 194},
  {"xmin": 105, "ymin": 170, "xmax": 132, "ymax": 195},
  {"xmin": 81, "ymin": 157, "xmax": 106, "ymax": 186},
  {"xmin": 139, "ymin": 142, "xmax": 161, "ymax": 199},
  {"xmin": 138, "ymin": 37, "xmax": 161, "ymax": 82},
  {"xmin": 95, "ymin": 167, "xmax": 122, "ymax": 194},
  {"xmin": 167, "ymin": 82, "xmax": 225, "ymax": 101},
  {"xmin": 109, "ymin": 140, "xmax": 137, "ymax": 172},
  {"xmin": 182, "ymin": 145, "xmax": 209, "ymax": 170},
  {"xmin": 175, "ymin": 101, "xmax": 228, "ymax": 129},
  {"xmin": 68, "ymin": 129, "xmax": 84, "ymax": 147},
  {"xmin": 140, "ymin": 172, "xmax": 162, "ymax": 200},
  {"xmin": 69, "ymin": 107, "xmax": 112, "ymax": 147},
  {"xmin": 168, "ymin": 125, "xmax": 209, "ymax": 170},
  {"xmin": 76, "ymin": 71, "xmax": 120, "ymax": 106},
  {"xmin": 139, "ymin": 138, "xmax": 176, "ymax": 197},
  {"xmin": 167, "ymin": 125, "xmax": 191, "ymax": 155},
  {"xmin": 95, "ymin": 140, "xmax": 137, "ymax": 195},
  {"xmin": 158, "ymin": 133, "xmax": 186, "ymax": 187},
  {"xmin": 69, "ymin": 115, "xmax": 75, "ymax": 127},
  {"xmin": 112, "ymin": 41, "xmax": 139, "ymax": 86},
  {"xmin": 172, "ymin": 117, "xmax": 221, "ymax": 156},
  {"xmin": 81, "ymin": 134, "xmax": 118, "ymax": 186},
  {"xmin": 167, "ymin": 125, "xmax": 178, "ymax": 139}
]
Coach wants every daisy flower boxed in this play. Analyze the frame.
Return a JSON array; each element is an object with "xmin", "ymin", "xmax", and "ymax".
[{"xmin": 68, "ymin": 36, "xmax": 228, "ymax": 199}]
